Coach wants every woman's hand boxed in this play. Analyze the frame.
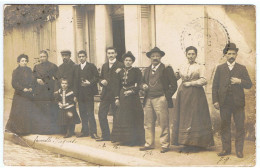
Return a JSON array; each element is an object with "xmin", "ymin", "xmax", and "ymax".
[
  {"xmin": 23, "ymin": 88, "xmax": 29, "ymax": 92},
  {"xmin": 28, "ymin": 88, "xmax": 32, "ymax": 92},
  {"xmin": 58, "ymin": 102, "xmax": 63, "ymax": 109},
  {"xmin": 37, "ymin": 79, "xmax": 44, "ymax": 85},
  {"xmin": 124, "ymin": 90, "xmax": 133, "ymax": 96},
  {"xmin": 183, "ymin": 82, "xmax": 192, "ymax": 87},
  {"xmin": 143, "ymin": 84, "xmax": 149, "ymax": 91},
  {"xmin": 115, "ymin": 99, "xmax": 120, "ymax": 106}
]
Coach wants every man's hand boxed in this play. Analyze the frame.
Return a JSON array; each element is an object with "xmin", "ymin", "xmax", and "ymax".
[
  {"xmin": 231, "ymin": 77, "xmax": 241, "ymax": 85},
  {"xmin": 143, "ymin": 84, "xmax": 149, "ymax": 91},
  {"xmin": 124, "ymin": 90, "xmax": 133, "ymax": 96},
  {"xmin": 74, "ymin": 97, "xmax": 77, "ymax": 103},
  {"xmin": 81, "ymin": 80, "xmax": 91, "ymax": 87},
  {"xmin": 115, "ymin": 99, "xmax": 120, "ymax": 106},
  {"xmin": 28, "ymin": 88, "xmax": 32, "ymax": 92},
  {"xmin": 101, "ymin": 80, "xmax": 108, "ymax": 86},
  {"xmin": 214, "ymin": 102, "xmax": 220, "ymax": 110},
  {"xmin": 23, "ymin": 88, "xmax": 29, "ymax": 92},
  {"xmin": 183, "ymin": 82, "xmax": 192, "ymax": 87},
  {"xmin": 37, "ymin": 79, "xmax": 44, "ymax": 85}
]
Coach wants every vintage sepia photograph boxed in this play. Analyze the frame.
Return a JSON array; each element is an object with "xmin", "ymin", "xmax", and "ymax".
[{"xmin": 2, "ymin": 3, "xmax": 256, "ymax": 167}]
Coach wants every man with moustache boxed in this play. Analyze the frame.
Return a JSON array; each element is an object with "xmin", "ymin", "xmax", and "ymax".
[
  {"xmin": 96, "ymin": 47, "xmax": 124, "ymax": 141},
  {"xmin": 139, "ymin": 47, "xmax": 178, "ymax": 153},
  {"xmin": 212, "ymin": 43, "xmax": 252, "ymax": 158},
  {"xmin": 55, "ymin": 50, "xmax": 77, "ymax": 134},
  {"xmin": 74, "ymin": 50, "xmax": 99, "ymax": 139}
]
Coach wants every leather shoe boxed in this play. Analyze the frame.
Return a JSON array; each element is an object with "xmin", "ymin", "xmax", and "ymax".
[
  {"xmin": 76, "ymin": 132, "xmax": 89, "ymax": 138},
  {"xmin": 96, "ymin": 137, "xmax": 110, "ymax": 141},
  {"xmin": 236, "ymin": 152, "xmax": 243, "ymax": 158},
  {"xmin": 217, "ymin": 150, "xmax": 231, "ymax": 156},
  {"xmin": 160, "ymin": 148, "xmax": 170, "ymax": 153},
  {"xmin": 64, "ymin": 133, "xmax": 72, "ymax": 138},
  {"xmin": 91, "ymin": 134, "xmax": 100, "ymax": 139},
  {"xmin": 139, "ymin": 146, "xmax": 154, "ymax": 151}
]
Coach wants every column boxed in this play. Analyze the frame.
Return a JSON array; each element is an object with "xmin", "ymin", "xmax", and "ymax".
[{"xmin": 55, "ymin": 5, "xmax": 76, "ymax": 65}]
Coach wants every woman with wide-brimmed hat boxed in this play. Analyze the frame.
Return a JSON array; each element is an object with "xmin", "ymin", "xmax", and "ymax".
[{"xmin": 111, "ymin": 51, "xmax": 145, "ymax": 146}]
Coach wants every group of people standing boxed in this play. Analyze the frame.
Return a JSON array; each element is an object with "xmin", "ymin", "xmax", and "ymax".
[{"xmin": 6, "ymin": 42, "xmax": 252, "ymax": 158}]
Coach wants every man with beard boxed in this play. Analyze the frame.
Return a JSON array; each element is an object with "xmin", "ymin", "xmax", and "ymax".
[
  {"xmin": 55, "ymin": 50, "xmax": 77, "ymax": 135},
  {"xmin": 212, "ymin": 43, "xmax": 252, "ymax": 158},
  {"xmin": 55, "ymin": 50, "xmax": 76, "ymax": 91},
  {"xmin": 139, "ymin": 47, "xmax": 177, "ymax": 153},
  {"xmin": 96, "ymin": 47, "xmax": 124, "ymax": 141},
  {"xmin": 74, "ymin": 50, "xmax": 99, "ymax": 139}
]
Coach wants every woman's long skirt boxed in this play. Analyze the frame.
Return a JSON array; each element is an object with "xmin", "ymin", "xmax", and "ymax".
[{"xmin": 171, "ymin": 84, "xmax": 214, "ymax": 148}]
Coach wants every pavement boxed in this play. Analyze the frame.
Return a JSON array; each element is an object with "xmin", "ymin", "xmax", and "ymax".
[
  {"xmin": 3, "ymin": 97, "xmax": 256, "ymax": 166},
  {"xmin": 3, "ymin": 140, "xmax": 97, "ymax": 166},
  {"xmin": 4, "ymin": 115, "xmax": 256, "ymax": 167}
]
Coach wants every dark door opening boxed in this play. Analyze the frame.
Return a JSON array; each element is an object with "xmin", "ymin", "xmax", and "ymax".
[{"xmin": 112, "ymin": 19, "xmax": 125, "ymax": 62}]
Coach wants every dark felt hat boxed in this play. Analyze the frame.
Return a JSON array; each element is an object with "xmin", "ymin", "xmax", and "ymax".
[
  {"xmin": 223, "ymin": 43, "xmax": 239, "ymax": 54},
  {"xmin": 60, "ymin": 50, "xmax": 71, "ymax": 55},
  {"xmin": 146, "ymin": 47, "xmax": 165, "ymax": 58},
  {"xmin": 122, "ymin": 51, "xmax": 135, "ymax": 62}
]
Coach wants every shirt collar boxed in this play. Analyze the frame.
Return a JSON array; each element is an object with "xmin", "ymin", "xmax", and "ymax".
[
  {"xmin": 152, "ymin": 63, "xmax": 161, "ymax": 71},
  {"xmin": 227, "ymin": 61, "xmax": 236, "ymax": 67},
  {"xmin": 109, "ymin": 59, "xmax": 116, "ymax": 64},
  {"xmin": 81, "ymin": 61, "xmax": 86, "ymax": 66}
]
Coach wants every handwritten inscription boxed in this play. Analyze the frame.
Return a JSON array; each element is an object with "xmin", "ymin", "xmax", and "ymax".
[{"xmin": 32, "ymin": 136, "xmax": 77, "ymax": 147}]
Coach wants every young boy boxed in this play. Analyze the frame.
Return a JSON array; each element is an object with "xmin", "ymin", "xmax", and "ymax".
[{"xmin": 54, "ymin": 78, "xmax": 81, "ymax": 138}]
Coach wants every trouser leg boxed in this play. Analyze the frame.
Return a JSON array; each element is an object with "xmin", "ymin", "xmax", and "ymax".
[
  {"xmin": 144, "ymin": 98, "xmax": 156, "ymax": 148},
  {"xmin": 220, "ymin": 105, "xmax": 232, "ymax": 152},
  {"xmin": 233, "ymin": 106, "xmax": 245, "ymax": 153},
  {"xmin": 98, "ymin": 100, "xmax": 111, "ymax": 138},
  {"xmin": 78, "ymin": 101, "xmax": 89, "ymax": 134},
  {"xmin": 152, "ymin": 96, "xmax": 170, "ymax": 149},
  {"xmin": 86, "ymin": 100, "xmax": 97, "ymax": 135}
]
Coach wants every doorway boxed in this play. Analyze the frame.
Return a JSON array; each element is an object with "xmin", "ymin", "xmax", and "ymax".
[{"xmin": 112, "ymin": 19, "xmax": 125, "ymax": 62}]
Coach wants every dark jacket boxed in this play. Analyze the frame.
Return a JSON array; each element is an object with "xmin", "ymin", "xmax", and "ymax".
[
  {"xmin": 73, "ymin": 62, "xmax": 99, "ymax": 98},
  {"xmin": 12, "ymin": 66, "xmax": 34, "ymax": 98},
  {"xmin": 33, "ymin": 61, "xmax": 58, "ymax": 100},
  {"xmin": 99, "ymin": 60, "xmax": 124, "ymax": 100},
  {"xmin": 142, "ymin": 63, "xmax": 178, "ymax": 108},
  {"xmin": 212, "ymin": 62, "xmax": 252, "ymax": 107},
  {"xmin": 55, "ymin": 59, "xmax": 76, "ymax": 91}
]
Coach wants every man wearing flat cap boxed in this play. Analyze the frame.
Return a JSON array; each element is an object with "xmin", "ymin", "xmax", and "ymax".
[
  {"xmin": 212, "ymin": 43, "xmax": 252, "ymax": 158},
  {"xmin": 140, "ymin": 47, "xmax": 178, "ymax": 153},
  {"xmin": 55, "ymin": 50, "xmax": 77, "ymax": 135},
  {"xmin": 55, "ymin": 50, "xmax": 76, "ymax": 91}
]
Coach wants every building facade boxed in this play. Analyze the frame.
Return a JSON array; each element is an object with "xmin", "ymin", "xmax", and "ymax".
[{"xmin": 4, "ymin": 5, "xmax": 256, "ymax": 139}]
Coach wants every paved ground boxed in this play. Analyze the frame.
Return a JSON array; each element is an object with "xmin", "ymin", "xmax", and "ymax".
[
  {"xmin": 3, "ymin": 96, "xmax": 256, "ymax": 166},
  {"xmin": 3, "ymin": 140, "xmax": 97, "ymax": 166}
]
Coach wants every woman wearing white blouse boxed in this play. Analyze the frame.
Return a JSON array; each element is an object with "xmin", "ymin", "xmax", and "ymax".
[{"xmin": 171, "ymin": 46, "xmax": 214, "ymax": 149}]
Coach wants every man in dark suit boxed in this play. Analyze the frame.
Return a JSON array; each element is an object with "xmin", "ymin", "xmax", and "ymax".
[
  {"xmin": 55, "ymin": 50, "xmax": 77, "ymax": 135},
  {"xmin": 96, "ymin": 47, "xmax": 124, "ymax": 141},
  {"xmin": 74, "ymin": 50, "xmax": 99, "ymax": 139},
  {"xmin": 212, "ymin": 43, "xmax": 252, "ymax": 158},
  {"xmin": 139, "ymin": 47, "xmax": 178, "ymax": 153},
  {"xmin": 55, "ymin": 50, "xmax": 76, "ymax": 91}
]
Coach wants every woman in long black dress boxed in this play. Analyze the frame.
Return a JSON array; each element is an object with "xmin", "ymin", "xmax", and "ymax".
[
  {"xmin": 5, "ymin": 54, "xmax": 34, "ymax": 135},
  {"xmin": 171, "ymin": 46, "xmax": 214, "ymax": 149},
  {"xmin": 111, "ymin": 51, "xmax": 145, "ymax": 146},
  {"xmin": 31, "ymin": 50, "xmax": 60, "ymax": 134}
]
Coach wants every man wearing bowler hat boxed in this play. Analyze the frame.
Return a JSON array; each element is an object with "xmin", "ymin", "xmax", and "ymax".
[
  {"xmin": 55, "ymin": 50, "xmax": 77, "ymax": 134},
  {"xmin": 212, "ymin": 43, "xmax": 252, "ymax": 158},
  {"xmin": 139, "ymin": 47, "xmax": 178, "ymax": 153}
]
